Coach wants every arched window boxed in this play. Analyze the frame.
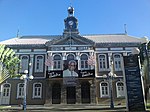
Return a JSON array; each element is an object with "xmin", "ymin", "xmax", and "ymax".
[
  {"xmin": 2, "ymin": 83, "xmax": 11, "ymax": 97},
  {"xmin": 33, "ymin": 83, "xmax": 42, "ymax": 98},
  {"xmin": 100, "ymin": 82, "xmax": 109, "ymax": 97},
  {"xmin": 17, "ymin": 83, "xmax": 24, "ymax": 98},
  {"xmin": 80, "ymin": 54, "xmax": 89, "ymax": 70},
  {"xmin": 116, "ymin": 81, "xmax": 124, "ymax": 98},
  {"xmin": 20, "ymin": 55, "xmax": 29, "ymax": 73},
  {"xmin": 67, "ymin": 53, "xmax": 75, "ymax": 61},
  {"xmin": 98, "ymin": 54, "xmax": 107, "ymax": 71},
  {"xmin": 114, "ymin": 54, "xmax": 122, "ymax": 71},
  {"xmin": 35, "ymin": 55, "xmax": 44, "ymax": 72},
  {"xmin": 1, "ymin": 83, "xmax": 11, "ymax": 104},
  {"xmin": 53, "ymin": 54, "xmax": 62, "ymax": 70}
]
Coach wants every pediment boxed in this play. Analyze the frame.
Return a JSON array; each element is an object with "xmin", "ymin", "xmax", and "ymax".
[{"xmin": 45, "ymin": 34, "xmax": 94, "ymax": 46}]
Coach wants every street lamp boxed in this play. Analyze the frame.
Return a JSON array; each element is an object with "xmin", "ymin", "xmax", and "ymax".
[{"xmin": 20, "ymin": 69, "xmax": 34, "ymax": 112}]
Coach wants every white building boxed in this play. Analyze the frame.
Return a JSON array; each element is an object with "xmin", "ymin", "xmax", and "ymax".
[{"xmin": 0, "ymin": 6, "xmax": 144, "ymax": 105}]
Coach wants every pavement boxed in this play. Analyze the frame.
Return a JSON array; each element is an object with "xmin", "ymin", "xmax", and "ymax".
[
  {"xmin": 0, "ymin": 104, "xmax": 149, "ymax": 112},
  {"xmin": 0, "ymin": 105, "xmax": 127, "ymax": 112}
]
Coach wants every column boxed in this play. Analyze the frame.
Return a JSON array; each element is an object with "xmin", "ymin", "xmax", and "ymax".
[
  {"xmin": 29, "ymin": 54, "xmax": 34, "ymax": 76},
  {"xmin": 76, "ymin": 52, "xmax": 80, "ymax": 70},
  {"xmin": 62, "ymin": 52, "xmax": 67, "ymax": 60},
  {"xmin": 45, "ymin": 81, "xmax": 52, "ymax": 104},
  {"xmin": 90, "ymin": 80, "xmax": 96, "ymax": 104},
  {"xmin": 62, "ymin": 52, "xmax": 66, "ymax": 104},
  {"xmin": 61, "ymin": 85, "xmax": 66, "ymax": 104},
  {"xmin": 123, "ymin": 52, "xmax": 127, "ymax": 56},
  {"xmin": 108, "ymin": 53, "xmax": 112, "ymax": 70},
  {"xmin": 76, "ymin": 84, "xmax": 81, "ymax": 104}
]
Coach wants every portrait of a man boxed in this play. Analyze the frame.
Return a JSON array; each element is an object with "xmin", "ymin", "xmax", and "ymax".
[{"xmin": 63, "ymin": 60, "xmax": 78, "ymax": 77}]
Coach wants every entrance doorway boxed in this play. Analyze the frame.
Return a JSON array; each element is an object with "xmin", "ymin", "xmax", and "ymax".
[
  {"xmin": 1, "ymin": 83, "xmax": 11, "ymax": 105},
  {"xmin": 81, "ymin": 82, "xmax": 91, "ymax": 103},
  {"xmin": 52, "ymin": 83, "xmax": 61, "ymax": 104},
  {"xmin": 66, "ymin": 86, "xmax": 76, "ymax": 104}
]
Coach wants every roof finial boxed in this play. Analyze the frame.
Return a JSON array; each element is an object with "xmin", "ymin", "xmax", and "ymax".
[
  {"xmin": 68, "ymin": 6, "xmax": 74, "ymax": 16},
  {"xmin": 16, "ymin": 29, "xmax": 20, "ymax": 37},
  {"xmin": 124, "ymin": 24, "xmax": 127, "ymax": 34},
  {"xmin": 70, "ymin": 0, "xmax": 73, "ymax": 6}
]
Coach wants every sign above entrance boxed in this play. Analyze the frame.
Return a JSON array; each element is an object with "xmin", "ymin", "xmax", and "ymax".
[
  {"xmin": 46, "ymin": 71, "xmax": 63, "ymax": 78},
  {"xmin": 46, "ymin": 70, "xmax": 95, "ymax": 78},
  {"xmin": 78, "ymin": 70, "xmax": 95, "ymax": 78}
]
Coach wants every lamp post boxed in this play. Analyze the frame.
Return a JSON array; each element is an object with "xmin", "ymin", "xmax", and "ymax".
[{"xmin": 20, "ymin": 69, "xmax": 34, "ymax": 112}]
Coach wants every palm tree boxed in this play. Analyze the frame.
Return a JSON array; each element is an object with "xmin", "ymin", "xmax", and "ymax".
[{"xmin": 0, "ymin": 44, "xmax": 20, "ymax": 84}]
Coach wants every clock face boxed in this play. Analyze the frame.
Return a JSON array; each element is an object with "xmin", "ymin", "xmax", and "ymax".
[
  {"xmin": 68, "ymin": 20, "xmax": 74, "ymax": 26},
  {"xmin": 65, "ymin": 17, "xmax": 77, "ymax": 29}
]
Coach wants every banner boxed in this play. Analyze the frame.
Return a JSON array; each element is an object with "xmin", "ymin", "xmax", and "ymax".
[
  {"xmin": 78, "ymin": 70, "xmax": 95, "ymax": 78},
  {"xmin": 46, "ymin": 71, "xmax": 62, "ymax": 78},
  {"xmin": 63, "ymin": 60, "xmax": 78, "ymax": 77},
  {"xmin": 46, "ymin": 59, "xmax": 95, "ymax": 79}
]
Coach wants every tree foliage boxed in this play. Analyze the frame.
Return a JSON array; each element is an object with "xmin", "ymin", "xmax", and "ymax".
[
  {"xmin": 139, "ymin": 43, "xmax": 149, "ymax": 64},
  {"xmin": 139, "ymin": 42, "xmax": 150, "ymax": 103},
  {"xmin": 0, "ymin": 44, "xmax": 20, "ymax": 83}
]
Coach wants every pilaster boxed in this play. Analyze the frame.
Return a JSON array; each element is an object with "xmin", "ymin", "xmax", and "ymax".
[
  {"xmin": 61, "ymin": 85, "xmax": 66, "ymax": 104},
  {"xmin": 90, "ymin": 80, "xmax": 96, "ymax": 104},
  {"xmin": 29, "ymin": 54, "xmax": 34, "ymax": 76},
  {"xmin": 45, "ymin": 81, "xmax": 52, "ymax": 104},
  {"xmin": 76, "ymin": 84, "xmax": 81, "ymax": 104},
  {"xmin": 108, "ymin": 52, "xmax": 112, "ymax": 68}
]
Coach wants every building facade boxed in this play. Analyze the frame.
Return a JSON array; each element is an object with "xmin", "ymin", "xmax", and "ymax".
[{"xmin": 0, "ymin": 6, "xmax": 144, "ymax": 105}]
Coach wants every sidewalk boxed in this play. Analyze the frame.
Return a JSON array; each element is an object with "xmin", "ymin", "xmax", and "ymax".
[
  {"xmin": 0, "ymin": 105, "xmax": 127, "ymax": 111},
  {"xmin": 1, "ymin": 104, "xmax": 150, "ymax": 112}
]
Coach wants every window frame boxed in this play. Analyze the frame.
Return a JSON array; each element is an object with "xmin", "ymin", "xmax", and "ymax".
[
  {"xmin": 116, "ymin": 81, "xmax": 125, "ymax": 98},
  {"xmin": 2, "ymin": 83, "xmax": 11, "ymax": 97},
  {"xmin": 80, "ymin": 53, "xmax": 89, "ymax": 70},
  {"xmin": 32, "ymin": 82, "xmax": 42, "ymax": 99},
  {"xmin": 98, "ymin": 54, "xmax": 107, "ymax": 71},
  {"xmin": 113, "ymin": 54, "xmax": 122, "ymax": 71},
  {"xmin": 35, "ymin": 55, "xmax": 44, "ymax": 72},
  {"xmin": 20, "ymin": 55, "xmax": 29, "ymax": 73},
  {"xmin": 100, "ymin": 81, "xmax": 109, "ymax": 98},
  {"xmin": 17, "ymin": 83, "xmax": 24, "ymax": 99},
  {"xmin": 53, "ymin": 54, "xmax": 62, "ymax": 70}
]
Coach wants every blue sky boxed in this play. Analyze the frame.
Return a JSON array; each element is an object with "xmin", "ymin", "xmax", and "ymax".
[{"xmin": 0, "ymin": 0, "xmax": 150, "ymax": 41}]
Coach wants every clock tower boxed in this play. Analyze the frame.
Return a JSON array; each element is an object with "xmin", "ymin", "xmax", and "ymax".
[{"xmin": 64, "ymin": 6, "xmax": 79, "ymax": 34}]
